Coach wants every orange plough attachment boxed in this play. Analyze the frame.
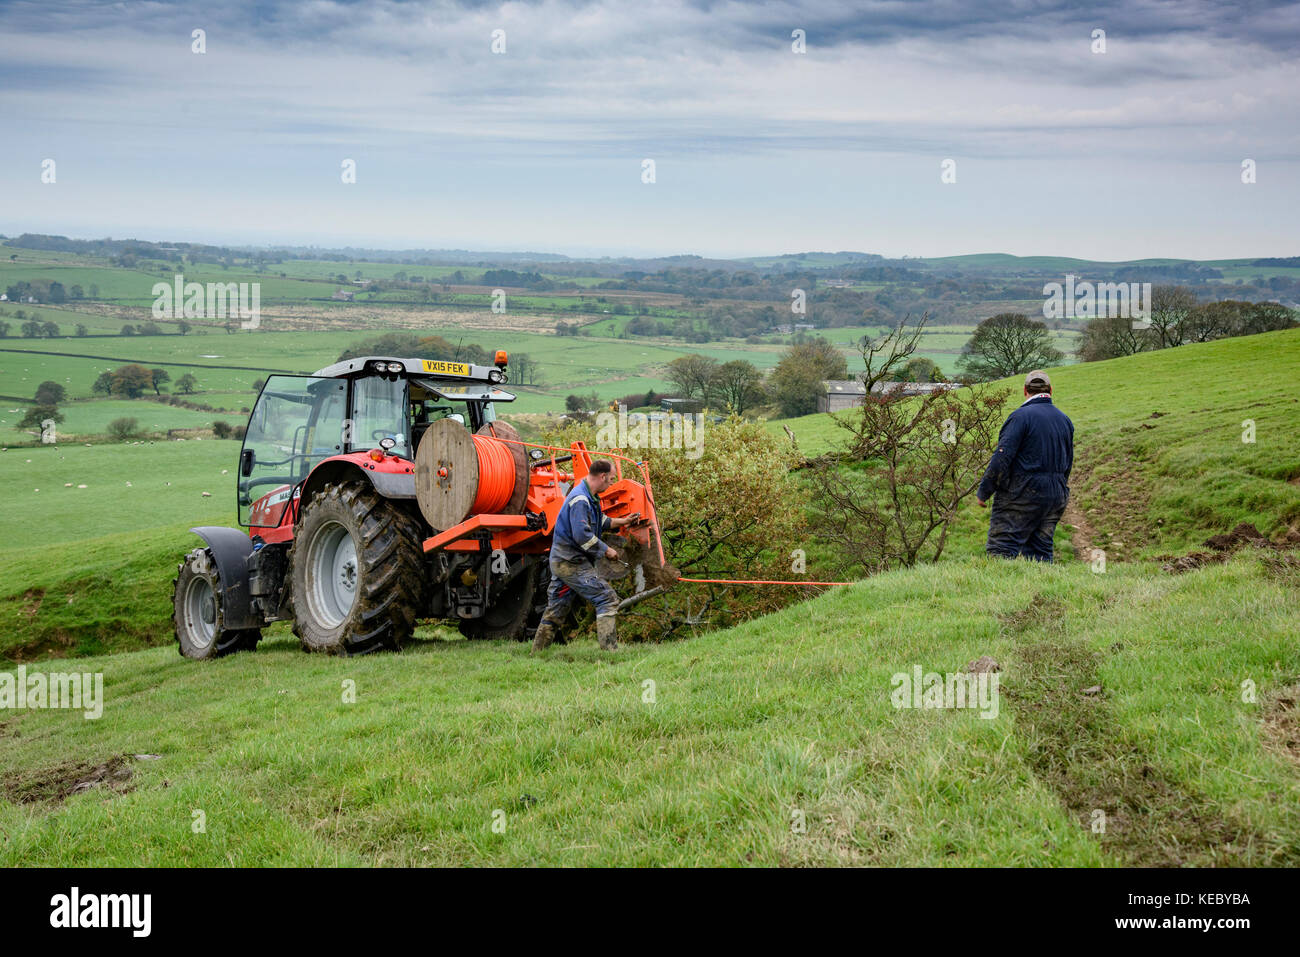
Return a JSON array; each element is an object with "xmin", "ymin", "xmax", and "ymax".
[{"xmin": 420, "ymin": 437, "xmax": 660, "ymax": 559}]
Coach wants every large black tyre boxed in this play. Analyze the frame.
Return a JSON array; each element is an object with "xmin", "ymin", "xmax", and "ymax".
[
  {"xmin": 290, "ymin": 481, "xmax": 426, "ymax": 655},
  {"xmin": 173, "ymin": 547, "xmax": 261, "ymax": 660},
  {"xmin": 458, "ymin": 559, "xmax": 546, "ymax": 641}
]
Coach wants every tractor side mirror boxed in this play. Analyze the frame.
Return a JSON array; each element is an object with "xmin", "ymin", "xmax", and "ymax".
[{"xmin": 240, "ymin": 448, "xmax": 255, "ymax": 477}]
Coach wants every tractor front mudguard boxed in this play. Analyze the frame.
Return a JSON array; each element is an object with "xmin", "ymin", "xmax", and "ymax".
[{"xmin": 188, "ymin": 526, "xmax": 263, "ymax": 630}]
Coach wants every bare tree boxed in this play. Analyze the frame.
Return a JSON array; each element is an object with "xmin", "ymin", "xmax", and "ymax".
[
  {"xmin": 1077, "ymin": 315, "xmax": 1151, "ymax": 362},
  {"xmin": 811, "ymin": 314, "xmax": 1008, "ymax": 571},
  {"xmin": 1146, "ymin": 285, "xmax": 1197, "ymax": 348},
  {"xmin": 957, "ymin": 313, "xmax": 1063, "ymax": 380},
  {"xmin": 814, "ymin": 385, "xmax": 1008, "ymax": 571},
  {"xmin": 857, "ymin": 313, "xmax": 929, "ymax": 392}
]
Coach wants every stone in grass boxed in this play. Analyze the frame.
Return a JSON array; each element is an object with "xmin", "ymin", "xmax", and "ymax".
[
  {"xmin": 964, "ymin": 655, "xmax": 1000, "ymax": 674},
  {"xmin": 1082, "ymin": 685, "xmax": 1102, "ymax": 696}
]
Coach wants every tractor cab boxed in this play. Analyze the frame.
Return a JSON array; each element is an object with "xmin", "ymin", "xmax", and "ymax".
[{"xmin": 237, "ymin": 355, "xmax": 514, "ymax": 528}]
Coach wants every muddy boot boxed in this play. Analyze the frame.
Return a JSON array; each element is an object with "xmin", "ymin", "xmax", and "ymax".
[
  {"xmin": 596, "ymin": 615, "xmax": 618, "ymax": 651},
  {"xmin": 531, "ymin": 620, "xmax": 557, "ymax": 653}
]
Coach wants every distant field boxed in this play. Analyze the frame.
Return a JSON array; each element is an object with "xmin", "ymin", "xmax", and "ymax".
[
  {"xmin": 1, "ymin": 399, "xmax": 240, "ymax": 443},
  {"xmin": 0, "ymin": 348, "xmax": 271, "ymax": 401},
  {"xmin": 0, "ymin": 441, "xmax": 237, "ymax": 553}
]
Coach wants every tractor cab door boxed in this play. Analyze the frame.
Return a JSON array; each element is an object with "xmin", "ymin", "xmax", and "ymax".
[{"xmin": 239, "ymin": 375, "xmax": 347, "ymax": 527}]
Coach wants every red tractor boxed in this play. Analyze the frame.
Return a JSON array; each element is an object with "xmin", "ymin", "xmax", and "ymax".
[{"xmin": 172, "ymin": 352, "xmax": 660, "ymax": 659}]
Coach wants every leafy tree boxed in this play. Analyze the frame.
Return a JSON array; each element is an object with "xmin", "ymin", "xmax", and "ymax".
[
  {"xmin": 34, "ymin": 380, "xmax": 66, "ymax": 405},
  {"xmin": 92, "ymin": 371, "xmax": 114, "ymax": 395},
  {"xmin": 121, "ymin": 324, "xmax": 137, "ymax": 336},
  {"xmin": 110, "ymin": 364, "xmax": 154, "ymax": 398},
  {"xmin": 712, "ymin": 359, "xmax": 764, "ymax": 414},
  {"xmin": 665, "ymin": 354, "xmax": 719, "ymax": 403},
  {"xmin": 41, "ymin": 321, "xmax": 59, "ymax": 338},
  {"xmin": 177, "ymin": 319, "xmax": 191, "ymax": 335},
  {"xmin": 75, "ymin": 323, "xmax": 88, "ymax": 337},
  {"xmin": 770, "ymin": 337, "xmax": 849, "ymax": 418},
  {"xmin": 899, "ymin": 357, "xmax": 942, "ymax": 383},
  {"xmin": 176, "ymin": 373, "xmax": 198, "ymax": 395},
  {"xmin": 564, "ymin": 391, "xmax": 600, "ymax": 413},
  {"xmin": 957, "ymin": 313, "xmax": 1063, "ymax": 381},
  {"xmin": 18, "ymin": 405, "xmax": 64, "ymax": 433},
  {"xmin": 21, "ymin": 319, "xmax": 41, "ymax": 338},
  {"xmin": 150, "ymin": 368, "xmax": 171, "ymax": 395},
  {"xmin": 0, "ymin": 320, "xmax": 9, "ymax": 338},
  {"xmin": 139, "ymin": 321, "xmax": 162, "ymax": 336}
]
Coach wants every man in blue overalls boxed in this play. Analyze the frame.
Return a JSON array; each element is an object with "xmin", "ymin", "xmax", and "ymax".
[
  {"xmin": 532, "ymin": 459, "xmax": 640, "ymax": 652},
  {"xmin": 977, "ymin": 370, "xmax": 1075, "ymax": 562}
]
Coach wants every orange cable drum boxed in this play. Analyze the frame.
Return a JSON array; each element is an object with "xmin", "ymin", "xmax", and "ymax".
[{"xmin": 470, "ymin": 434, "xmax": 516, "ymax": 514}]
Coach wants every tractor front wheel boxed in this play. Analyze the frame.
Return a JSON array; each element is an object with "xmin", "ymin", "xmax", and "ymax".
[
  {"xmin": 173, "ymin": 547, "xmax": 261, "ymax": 660},
  {"xmin": 290, "ymin": 481, "xmax": 425, "ymax": 655}
]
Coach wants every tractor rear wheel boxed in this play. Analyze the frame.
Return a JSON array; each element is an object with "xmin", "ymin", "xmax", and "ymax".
[
  {"xmin": 290, "ymin": 481, "xmax": 425, "ymax": 655},
  {"xmin": 173, "ymin": 547, "xmax": 261, "ymax": 660},
  {"xmin": 458, "ymin": 559, "xmax": 545, "ymax": 641}
]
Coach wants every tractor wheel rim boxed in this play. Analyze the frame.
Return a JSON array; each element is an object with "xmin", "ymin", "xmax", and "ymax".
[
  {"xmin": 184, "ymin": 575, "xmax": 216, "ymax": 650},
  {"xmin": 309, "ymin": 521, "xmax": 358, "ymax": 629}
]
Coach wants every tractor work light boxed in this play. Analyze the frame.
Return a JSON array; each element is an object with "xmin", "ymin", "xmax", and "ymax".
[
  {"xmin": 386, "ymin": 362, "xmax": 403, "ymax": 373},
  {"xmin": 488, "ymin": 369, "xmax": 504, "ymax": 383}
]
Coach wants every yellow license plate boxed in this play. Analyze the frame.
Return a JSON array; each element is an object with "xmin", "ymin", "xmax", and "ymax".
[{"xmin": 422, "ymin": 360, "xmax": 470, "ymax": 376}]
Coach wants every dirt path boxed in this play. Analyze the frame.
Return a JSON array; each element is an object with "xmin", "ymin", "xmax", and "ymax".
[{"xmin": 1062, "ymin": 497, "xmax": 1096, "ymax": 561}]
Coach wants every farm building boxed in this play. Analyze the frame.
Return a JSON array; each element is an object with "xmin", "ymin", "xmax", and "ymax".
[
  {"xmin": 819, "ymin": 380, "xmax": 867, "ymax": 412},
  {"xmin": 870, "ymin": 381, "xmax": 963, "ymax": 396},
  {"xmin": 661, "ymin": 397, "xmax": 704, "ymax": 413},
  {"xmin": 332, "ymin": 289, "xmax": 355, "ymax": 301},
  {"xmin": 819, "ymin": 379, "xmax": 963, "ymax": 412}
]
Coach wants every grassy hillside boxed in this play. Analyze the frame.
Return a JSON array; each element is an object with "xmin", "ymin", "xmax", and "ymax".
[
  {"xmin": 0, "ymin": 442, "xmax": 234, "ymax": 662},
  {"xmin": 1, "ymin": 553, "xmax": 1296, "ymax": 866}
]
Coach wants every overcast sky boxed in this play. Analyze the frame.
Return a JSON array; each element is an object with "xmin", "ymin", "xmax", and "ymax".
[{"xmin": 2, "ymin": 0, "xmax": 1297, "ymax": 260}]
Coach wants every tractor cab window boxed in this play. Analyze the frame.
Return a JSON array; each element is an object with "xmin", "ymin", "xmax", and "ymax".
[
  {"xmin": 408, "ymin": 379, "xmax": 473, "ymax": 452},
  {"xmin": 408, "ymin": 379, "xmax": 515, "ymax": 452},
  {"xmin": 350, "ymin": 375, "xmax": 411, "ymax": 459},
  {"xmin": 239, "ymin": 376, "xmax": 344, "ymax": 527}
]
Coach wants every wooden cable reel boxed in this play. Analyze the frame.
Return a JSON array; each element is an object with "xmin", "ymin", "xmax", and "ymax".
[{"xmin": 415, "ymin": 418, "xmax": 529, "ymax": 530}]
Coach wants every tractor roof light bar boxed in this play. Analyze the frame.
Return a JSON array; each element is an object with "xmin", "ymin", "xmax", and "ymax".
[{"xmin": 312, "ymin": 355, "xmax": 508, "ymax": 384}]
